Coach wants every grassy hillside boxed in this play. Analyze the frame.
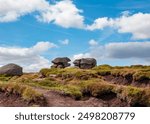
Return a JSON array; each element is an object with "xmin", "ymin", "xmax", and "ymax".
[{"xmin": 0, "ymin": 65, "xmax": 150, "ymax": 107}]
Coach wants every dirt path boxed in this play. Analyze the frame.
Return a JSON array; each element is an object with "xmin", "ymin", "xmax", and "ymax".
[
  {"xmin": 0, "ymin": 85, "xmax": 128, "ymax": 107},
  {"xmin": 37, "ymin": 89, "xmax": 106, "ymax": 107}
]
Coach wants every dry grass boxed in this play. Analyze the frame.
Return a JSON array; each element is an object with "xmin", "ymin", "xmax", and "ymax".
[
  {"xmin": 0, "ymin": 65, "xmax": 149, "ymax": 106},
  {"xmin": 0, "ymin": 82, "xmax": 46, "ymax": 105}
]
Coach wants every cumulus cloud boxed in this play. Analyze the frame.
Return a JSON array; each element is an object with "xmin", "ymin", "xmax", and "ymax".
[
  {"xmin": 86, "ymin": 17, "xmax": 114, "ymax": 31},
  {"xmin": 1, "ymin": 0, "xmax": 149, "ymax": 39},
  {"xmin": 0, "ymin": 0, "xmax": 85, "ymax": 28},
  {"xmin": 116, "ymin": 13, "xmax": 150, "ymax": 39},
  {"xmin": 37, "ymin": 0, "xmax": 85, "ymax": 28},
  {"xmin": 88, "ymin": 39, "xmax": 98, "ymax": 46},
  {"xmin": 60, "ymin": 39, "xmax": 70, "ymax": 45},
  {"xmin": 32, "ymin": 41, "xmax": 57, "ymax": 52},
  {"xmin": 73, "ymin": 41, "xmax": 150, "ymax": 65},
  {"xmin": 0, "ymin": 0, "xmax": 49, "ymax": 22},
  {"xmin": 73, "ymin": 53, "xmax": 91, "ymax": 60},
  {"xmin": 0, "ymin": 41, "xmax": 57, "ymax": 72},
  {"xmin": 87, "ymin": 13, "xmax": 150, "ymax": 40}
]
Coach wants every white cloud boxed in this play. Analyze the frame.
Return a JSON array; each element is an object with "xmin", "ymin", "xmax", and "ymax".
[
  {"xmin": 37, "ymin": 0, "xmax": 85, "ymax": 28},
  {"xmin": 1, "ymin": 0, "xmax": 149, "ymax": 39},
  {"xmin": 0, "ymin": 0, "xmax": 49, "ymax": 22},
  {"xmin": 0, "ymin": 1, "xmax": 150, "ymax": 39},
  {"xmin": 121, "ymin": 11, "xmax": 131, "ymax": 17},
  {"xmin": 73, "ymin": 41, "xmax": 150, "ymax": 65},
  {"xmin": 0, "ymin": 0, "xmax": 85, "ymax": 28},
  {"xmin": 88, "ymin": 39, "xmax": 98, "ymax": 46},
  {"xmin": 23, "ymin": 56, "xmax": 50, "ymax": 72},
  {"xmin": 0, "ymin": 41, "xmax": 57, "ymax": 72},
  {"xmin": 32, "ymin": 41, "xmax": 57, "ymax": 52},
  {"xmin": 73, "ymin": 53, "xmax": 91, "ymax": 60},
  {"xmin": 86, "ymin": 17, "xmax": 114, "ymax": 31},
  {"xmin": 115, "ymin": 13, "xmax": 150, "ymax": 39},
  {"xmin": 60, "ymin": 39, "xmax": 69, "ymax": 45},
  {"xmin": 87, "ymin": 13, "xmax": 150, "ymax": 40}
]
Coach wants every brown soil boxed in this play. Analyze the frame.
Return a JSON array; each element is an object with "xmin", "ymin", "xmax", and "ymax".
[
  {"xmin": 0, "ymin": 92, "xmax": 28, "ymax": 107},
  {"xmin": 0, "ymin": 73, "xmax": 149, "ymax": 107},
  {"xmin": 103, "ymin": 75, "xmax": 150, "ymax": 87},
  {"xmin": 0, "ymin": 88, "xmax": 128, "ymax": 107},
  {"xmin": 31, "ymin": 88, "xmax": 128, "ymax": 107}
]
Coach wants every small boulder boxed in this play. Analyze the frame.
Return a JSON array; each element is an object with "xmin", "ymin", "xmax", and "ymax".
[
  {"xmin": 51, "ymin": 57, "xmax": 71, "ymax": 68},
  {"xmin": 73, "ymin": 58, "xmax": 97, "ymax": 69},
  {"xmin": 0, "ymin": 63, "xmax": 23, "ymax": 76}
]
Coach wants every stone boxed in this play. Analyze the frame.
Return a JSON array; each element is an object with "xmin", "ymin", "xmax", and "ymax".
[
  {"xmin": 52, "ymin": 57, "xmax": 71, "ymax": 64},
  {"xmin": 0, "ymin": 63, "xmax": 23, "ymax": 76},
  {"xmin": 80, "ymin": 58, "xmax": 97, "ymax": 65},
  {"xmin": 73, "ymin": 59, "xmax": 80, "ymax": 66},
  {"xmin": 57, "ymin": 64, "xmax": 64, "ymax": 68},
  {"xmin": 63, "ymin": 63, "xmax": 71, "ymax": 67},
  {"xmin": 51, "ymin": 64, "xmax": 58, "ymax": 68},
  {"xmin": 73, "ymin": 58, "xmax": 97, "ymax": 69},
  {"xmin": 51, "ymin": 57, "xmax": 71, "ymax": 68}
]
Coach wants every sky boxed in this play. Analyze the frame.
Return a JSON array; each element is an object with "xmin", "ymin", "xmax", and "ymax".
[{"xmin": 0, "ymin": 0, "xmax": 150, "ymax": 72}]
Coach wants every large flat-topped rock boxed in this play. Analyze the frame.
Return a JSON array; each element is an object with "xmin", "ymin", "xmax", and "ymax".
[
  {"xmin": 51, "ymin": 57, "xmax": 71, "ymax": 68},
  {"xmin": 73, "ymin": 58, "xmax": 97, "ymax": 69}
]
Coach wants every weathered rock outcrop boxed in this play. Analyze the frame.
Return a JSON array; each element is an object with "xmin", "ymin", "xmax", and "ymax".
[
  {"xmin": 0, "ymin": 63, "xmax": 23, "ymax": 76},
  {"xmin": 73, "ymin": 58, "xmax": 97, "ymax": 69},
  {"xmin": 51, "ymin": 57, "xmax": 71, "ymax": 68}
]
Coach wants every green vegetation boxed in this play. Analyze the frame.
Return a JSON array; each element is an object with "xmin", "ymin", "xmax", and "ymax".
[
  {"xmin": 79, "ymin": 80, "xmax": 114, "ymax": 97},
  {"xmin": 39, "ymin": 65, "xmax": 150, "ymax": 106},
  {"xmin": 22, "ymin": 87, "xmax": 46, "ymax": 104},
  {"xmin": 0, "ymin": 74, "xmax": 12, "ymax": 81},
  {"xmin": 119, "ymin": 86, "xmax": 150, "ymax": 106},
  {"xmin": 40, "ymin": 65, "xmax": 150, "ymax": 82},
  {"xmin": 40, "ymin": 67, "xmax": 98, "ymax": 80},
  {"xmin": 0, "ymin": 82, "xmax": 46, "ymax": 105},
  {"xmin": 0, "ymin": 64, "xmax": 150, "ymax": 106}
]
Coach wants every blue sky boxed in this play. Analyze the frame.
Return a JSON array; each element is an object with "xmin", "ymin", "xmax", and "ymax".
[{"xmin": 0, "ymin": 0, "xmax": 150, "ymax": 72}]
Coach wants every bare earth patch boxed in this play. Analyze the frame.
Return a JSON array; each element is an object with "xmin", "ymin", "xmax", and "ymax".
[{"xmin": 0, "ymin": 93, "xmax": 28, "ymax": 107}]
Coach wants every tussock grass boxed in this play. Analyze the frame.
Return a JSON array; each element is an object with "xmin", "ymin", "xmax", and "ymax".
[
  {"xmin": 0, "ymin": 75, "xmax": 12, "ymax": 81},
  {"xmin": 0, "ymin": 82, "xmax": 46, "ymax": 105},
  {"xmin": 0, "ymin": 64, "xmax": 149, "ymax": 106}
]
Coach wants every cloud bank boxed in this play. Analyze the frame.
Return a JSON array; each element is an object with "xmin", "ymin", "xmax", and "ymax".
[
  {"xmin": 0, "ymin": 41, "xmax": 57, "ymax": 72},
  {"xmin": 0, "ymin": 1, "xmax": 150, "ymax": 39},
  {"xmin": 73, "ymin": 41, "xmax": 150, "ymax": 64},
  {"xmin": 0, "ymin": 0, "xmax": 85, "ymax": 28},
  {"xmin": 87, "ymin": 13, "xmax": 150, "ymax": 40}
]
